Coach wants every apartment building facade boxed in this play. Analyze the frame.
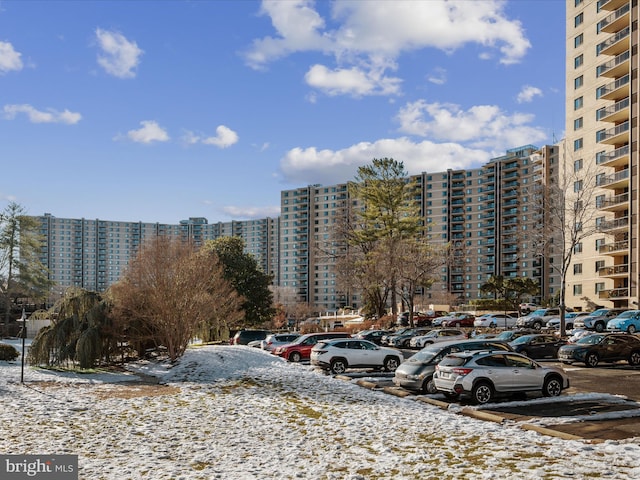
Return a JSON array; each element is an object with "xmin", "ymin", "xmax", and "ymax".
[
  {"xmin": 565, "ymin": 0, "xmax": 637, "ymax": 310},
  {"xmin": 279, "ymin": 145, "xmax": 560, "ymax": 313},
  {"xmin": 36, "ymin": 214, "xmax": 279, "ymax": 299}
]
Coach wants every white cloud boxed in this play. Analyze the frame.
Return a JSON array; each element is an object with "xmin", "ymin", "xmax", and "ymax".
[
  {"xmin": 395, "ymin": 100, "xmax": 547, "ymax": 153},
  {"xmin": 246, "ymin": 0, "xmax": 530, "ymax": 96},
  {"xmin": 220, "ymin": 205, "xmax": 281, "ymax": 220},
  {"xmin": 95, "ymin": 28, "xmax": 144, "ymax": 78},
  {"xmin": 304, "ymin": 64, "xmax": 401, "ymax": 97},
  {"xmin": 3, "ymin": 104, "xmax": 81, "ymax": 124},
  {"xmin": 124, "ymin": 120, "xmax": 169, "ymax": 144},
  {"xmin": 0, "ymin": 41, "xmax": 23, "ymax": 74},
  {"xmin": 279, "ymin": 137, "xmax": 489, "ymax": 186},
  {"xmin": 183, "ymin": 125, "xmax": 239, "ymax": 149},
  {"xmin": 427, "ymin": 67, "xmax": 447, "ymax": 85},
  {"xmin": 517, "ymin": 85, "xmax": 543, "ymax": 103}
]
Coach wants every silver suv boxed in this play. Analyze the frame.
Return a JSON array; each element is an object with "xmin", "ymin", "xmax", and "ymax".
[
  {"xmin": 433, "ymin": 350, "xmax": 570, "ymax": 404},
  {"xmin": 573, "ymin": 308, "xmax": 628, "ymax": 332},
  {"xmin": 515, "ymin": 308, "xmax": 561, "ymax": 330}
]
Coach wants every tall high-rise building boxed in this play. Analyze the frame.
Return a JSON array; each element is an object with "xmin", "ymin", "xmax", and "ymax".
[{"xmin": 565, "ymin": 0, "xmax": 635, "ymax": 310}]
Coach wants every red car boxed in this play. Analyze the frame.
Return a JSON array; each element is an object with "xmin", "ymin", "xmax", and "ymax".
[
  {"xmin": 441, "ymin": 313, "xmax": 476, "ymax": 328},
  {"xmin": 272, "ymin": 332, "xmax": 351, "ymax": 362}
]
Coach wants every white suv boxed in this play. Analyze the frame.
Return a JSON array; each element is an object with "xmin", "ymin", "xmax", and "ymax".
[
  {"xmin": 310, "ymin": 339, "xmax": 403, "ymax": 374},
  {"xmin": 433, "ymin": 350, "xmax": 569, "ymax": 404},
  {"xmin": 409, "ymin": 329, "xmax": 466, "ymax": 349}
]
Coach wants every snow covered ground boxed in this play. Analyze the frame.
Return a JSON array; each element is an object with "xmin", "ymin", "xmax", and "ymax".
[{"xmin": 2, "ymin": 339, "xmax": 640, "ymax": 479}]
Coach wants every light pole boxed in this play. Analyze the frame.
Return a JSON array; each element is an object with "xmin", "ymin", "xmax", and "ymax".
[{"xmin": 18, "ymin": 309, "xmax": 26, "ymax": 383}]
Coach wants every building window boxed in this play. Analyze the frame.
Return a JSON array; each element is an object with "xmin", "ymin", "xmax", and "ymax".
[
  {"xmin": 573, "ymin": 284, "xmax": 583, "ymax": 295},
  {"xmin": 595, "ymin": 238, "xmax": 605, "ymax": 251},
  {"xmin": 574, "ymin": 158, "xmax": 583, "ymax": 171},
  {"xmin": 595, "ymin": 260, "xmax": 605, "ymax": 273},
  {"xmin": 574, "ymin": 76, "xmax": 583, "ymax": 89},
  {"xmin": 595, "ymin": 282, "xmax": 605, "ymax": 294},
  {"xmin": 574, "ymin": 242, "xmax": 583, "ymax": 254},
  {"xmin": 575, "ymin": 13, "xmax": 583, "ymax": 27},
  {"xmin": 573, "ymin": 138, "xmax": 583, "ymax": 151},
  {"xmin": 574, "ymin": 97, "xmax": 583, "ymax": 110},
  {"xmin": 574, "ymin": 33, "xmax": 583, "ymax": 48},
  {"xmin": 574, "ymin": 54, "xmax": 583, "ymax": 68},
  {"xmin": 574, "ymin": 118, "xmax": 583, "ymax": 130}
]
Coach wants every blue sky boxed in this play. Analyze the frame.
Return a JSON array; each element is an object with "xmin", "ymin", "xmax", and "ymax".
[{"xmin": 0, "ymin": 0, "xmax": 566, "ymax": 224}]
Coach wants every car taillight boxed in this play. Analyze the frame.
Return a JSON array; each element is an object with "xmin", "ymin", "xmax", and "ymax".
[
  {"xmin": 315, "ymin": 349, "xmax": 327, "ymax": 354},
  {"xmin": 452, "ymin": 368, "xmax": 473, "ymax": 376}
]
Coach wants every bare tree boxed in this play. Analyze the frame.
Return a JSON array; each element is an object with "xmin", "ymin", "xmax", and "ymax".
[
  {"xmin": 533, "ymin": 150, "xmax": 601, "ymax": 336},
  {"xmin": 110, "ymin": 237, "xmax": 243, "ymax": 361}
]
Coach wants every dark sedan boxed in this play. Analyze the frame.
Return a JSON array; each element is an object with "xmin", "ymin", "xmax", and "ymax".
[
  {"xmin": 353, "ymin": 329, "xmax": 392, "ymax": 345},
  {"xmin": 509, "ymin": 334, "xmax": 567, "ymax": 359},
  {"xmin": 558, "ymin": 333, "xmax": 640, "ymax": 367}
]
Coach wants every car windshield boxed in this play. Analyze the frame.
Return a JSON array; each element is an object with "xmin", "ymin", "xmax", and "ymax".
[
  {"xmin": 530, "ymin": 309, "xmax": 547, "ymax": 316},
  {"xmin": 495, "ymin": 331, "xmax": 515, "ymax": 340},
  {"xmin": 615, "ymin": 311, "xmax": 636, "ymax": 319},
  {"xmin": 511, "ymin": 335, "xmax": 534, "ymax": 345},
  {"xmin": 576, "ymin": 334, "xmax": 605, "ymax": 345},
  {"xmin": 587, "ymin": 309, "xmax": 609, "ymax": 317},
  {"xmin": 407, "ymin": 345, "xmax": 442, "ymax": 363}
]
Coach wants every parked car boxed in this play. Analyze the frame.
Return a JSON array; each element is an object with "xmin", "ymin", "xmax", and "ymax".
[
  {"xmin": 393, "ymin": 338, "xmax": 513, "ymax": 393},
  {"xmin": 259, "ymin": 333, "xmax": 301, "ymax": 352},
  {"xmin": 272, "ymin": 332, "xmax": 351, "ymax": 362},
  {"xmin": 409, "ymin": 329, "xmax": 467, "ymax": 349},
  {"xmin": 493, "ymin": 329, "xmax": 537, "ymax": 342},
  {"xmin": 607, "ymin": 310, "xmax": 640, "ymax": 333},
  {"xmin": 310, "ymin": 338, "xmax": 403, "ymax": 374},
  {"xmin": 473, "ymin": 313, "xmax": 518, "ymax": 329},
  {"xmin": 558, "ymin": 333, "xmax": 640, "ymax": 367},
  {"xmin": 441, "ymin": 313, "xmax": 476, "ymax": 328},
  {"xmin": 567, "ymin": 328, "xmax": 591, "ymax": 344},
  {"xmin": 433, "ymin": 312, "xmax": 475, "ymax": 328},
  {"xmin": 573, "ymin": 308, "xmax": 628, "ymax": 333},
  {"xmin": 516, "ymin": 308, "xmax": 566, "ymax": 330},
  {"xmin": 388, "ymin": 328, "xmax": 431, "ymax": 348},
  {"xmin": 519, "ymin": 303, "xmax": 538, "ymax": 314},
  {"xmin": 381, "ymin": 328, "xmax": 412, "ymax": 346},
  {"xmin": 546, "ymin": 311, "xmax": 591, "ymax": 331},
  {"xmin": 433, "ymin": 351, "xmax": 570, "ymax": 404},
  {"xmin": 352, "ymin": 329, "xmax": 391, "ymax": 345},
  {"xmin": 231, "ymin": 329, "xmax": 271, "ymax": 345},
  {"xmin": 509, "ymin": 334, "xmax": 567, "ymax": 359}
]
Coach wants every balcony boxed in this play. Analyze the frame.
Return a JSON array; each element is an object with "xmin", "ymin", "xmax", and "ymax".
[
  {"xmin": 598, "ymin": 264, "xmax": 629, "ymax": 278},
  {"xmin": 596, "ymin": 50, "xmax": 630, "ymax": 78},
  {"xmin": 599, "ymin": 0, "xmax": 628, "ymax": 11},
  {"xmin": 596, "ymin": 97, "xmax": 629, "ymax": 124},
  {"xmin": 597, "ymin": 74, "xmax": 630, "ymax": 101},
  {"xmin": 599, "ymin": 239, "xmax": 629, "ymax": 256},
  {"xmin": 600, "ymin": 192, "xmax": 629, "ymax": 212},
  {"xmin": 599, "ymin": 287, "xmax": 629, "ymax": 300},
  {"xmin": 597, "ymin": 3, "xmax": 630, "ymax": 33},
  {"xmin": 598, "ymin": 168, "xmax": 629, "ymax": 189},
  {"xmin": 597, "ymin": 121, "xmax": 629, "ymax": 146},
  {"xmin": 596, "ymin": 145, "xmax": 630, "ymax": 168},
  {"xmin": 597, "ymin": 26, "xmax": 630, "ymax": 56},
  {"xmin": 598, "ymin": 216, "xmax": 629, "ymax": 233}
]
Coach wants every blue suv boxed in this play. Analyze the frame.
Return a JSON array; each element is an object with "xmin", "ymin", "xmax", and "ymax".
[{"xmin": 606, "ymin": 310, "xmax": 640, "ymax": 334}]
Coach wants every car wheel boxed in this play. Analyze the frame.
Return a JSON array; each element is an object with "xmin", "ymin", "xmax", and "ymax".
[
  {"xmin": 384, "ymin": 356, "xmax": 401, "ymax": 372},
  {"xmin": 490, "ymin": 322, "xmax": 496, "ymax": 328},
  {"xmin": 422, "ymin": 376, "xmax": 438, "ymax": 394},
  {"xmin": 472, "ymin": 381, "xmax": 494, "ymax": 405},
  {"xmin": 567, "ymin": 323, "xmax": 574, "ymax": 330},
  {"xmin": 585, "ymin": 352, "xmax": 599, "ymax": 367},
  {"xmin": 533, "ymin": 321, "xmax": 542, "ymax": 330},
  {"xmin": 330, "ymin": 358, "xmax": 347, "ymax": 374},
  {"xmin": 402, "ymin": 339, "xmax": 411, "ymax": 348},
  {"xmin": 595, "ymin": 323, "xmax": 605, "ymax": 333},
  {"xmin": 543, "ymin": 376, "xmax": 563, "ymax": 397},
  {"xmin": 629, "ymin": 351, "xmax": 640, "ymax": 366},
  {"xmin": 289, "ymin": 351, "xmax": 302, "ymax": 363},
  {"xmin": 628, "ymin": 325, "xmax": 637, "ymax": 334}
]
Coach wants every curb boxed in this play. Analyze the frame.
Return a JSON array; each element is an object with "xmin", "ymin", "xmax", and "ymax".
[
  {"xmin": 520, "ymin": 423, "xmax": 587, "ymax": 442},
  {"xmin": 460, "ymin": 407, "xmax": 506, "ymax": 424}
]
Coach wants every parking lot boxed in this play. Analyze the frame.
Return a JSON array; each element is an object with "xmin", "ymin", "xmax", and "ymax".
[{"xmin": 333, "ymin": 351, "xmax": 640, "ymax": 442}]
